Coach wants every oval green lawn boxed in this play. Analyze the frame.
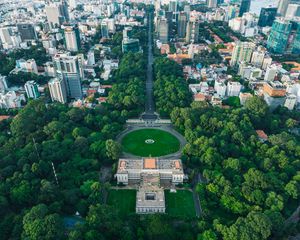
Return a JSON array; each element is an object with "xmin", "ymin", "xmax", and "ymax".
[{"xmin": 121, "ymin": 129, "xmax": 180, "ymax": 157}]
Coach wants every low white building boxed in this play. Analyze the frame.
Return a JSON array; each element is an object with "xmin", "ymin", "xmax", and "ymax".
[
  {"xmin": 0, "ymin": 91, "xmax": 25, "ymax": 109},
  {"xmin": 284, "ymin": 94, "xmax": 297, "ymax": 110}
]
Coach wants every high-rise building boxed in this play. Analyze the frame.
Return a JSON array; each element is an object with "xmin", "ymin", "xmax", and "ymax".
[
  {"xmin": 101, "ymin": 20, "xmax": 109, "ymax": 38},
  {"xmin": 169, "ymin": 0, "xmax": 178, "ymax": 21},
  {"xmin": 169, "ymin": 0, "xmax": 178, "ymax": 12},
  {"xmin": 158, "ymin": 17, "xmax": 168, "ymax": 43},
  {"xmin": 17, "ymin": 23, "xmax": 37, "ymax": 41},
  {"xmin": 239, "ymin": 0, "xmax": 251, "ymax": 17},
  {"xmin": 0, "ymin": 75, "xmax": 8, "ymax": 93},
  {"xmin": 0, "ymin": 27, "xmax": 13, "ymax": 46},
  {"xmin": 267, "ymin": 18, "xmax": 292, "ymax": 54},
  {"xmin": 292, "ymin": 22, "xmax": 300, "ymax": 54},
  {"xmin": 208, "ymin": 0, "xmax": 218, "ymax": 8},
  {"xmin": 69, "ymin": 0, "xmax": 77, "ymax": 9},
  {"xmin": 258, "ymin": 7, "xmax": 277, "ymax": 27},
  {"xmin": 48, "ymin": 78, "xmax": 67, "ymax": 103},
  {"xmin": 251, "ymin": 47, "xmax": 266, "ymax": 67},
  {"xmin": 230, "ymin": 41, "xmax": 255, "ymax": 66},
  {"xmin": 63, "ymin": 24, "xmax": 80, "ymax": 52},
  {"xmin": 177, "ymin": 12, "xmax": 187, "ymax": 38},
  {"xmin": 185, "ymin": 20, "xmax": 200, "ymax": 44},
  {"xmin": 184, "ymin": 4, "xmax": 191, "ymax": 19},
  {"xmin": 264, "ymin": 65, "xmax": 278, "ymax": 81},
  {"xmin": 53, "ymin": 53, "xmax": 82, "ymax": 99},
  {"xmin": 24, "ymin": 81, "xmax": 40, "ymax": 99},
  {"xmin": 45, "ymin": 2, "xmax": 69, "ymax": 29},
  {"xmin": 285, "ymin": 4, "xmax": 300, "ymax": 18},
  {"xmin": 277, "ymin": 0, "xmax": 290, "ymax": 16}
]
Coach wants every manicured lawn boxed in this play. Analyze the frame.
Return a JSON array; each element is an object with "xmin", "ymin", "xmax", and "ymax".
[
  {"xmin": 107, "ymin": 189, "xmax": 136, "ymax": 217},
  {"xmin": 165, "ymin": 190, "xmax": 196, "ymax": 218},
  {"xmin": 121, "ymin": 129, "xmax": 180, "ymax": 157}
]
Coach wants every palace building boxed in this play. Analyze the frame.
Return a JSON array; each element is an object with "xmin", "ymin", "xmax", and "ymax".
[{"xmin": 115, "ymin": 158, "xmax": 185, "ymax": 214}]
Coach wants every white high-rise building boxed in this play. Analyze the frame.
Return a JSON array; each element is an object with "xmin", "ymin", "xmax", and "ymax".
[
  {"xmin": 214, "ymin": 80, "xmax": 227, "ymax": 97},
  {"xmin": 45, "ymin": 2, "xmax": 69, "ymax": 29},
  {"xmin": 24, "ymin": 81, "xmax": 40, "ymax": 99},
  {"xmin": 227, "ymin": 81, "xmax": 242, "ymax": 96},
  {"xmin": 69, "ymin": 0, "xmax": 77, "ymax": 9},
  {"xmin": 277, "ymin": 0, "xmax": 291, "ymax": 16},
  {"xmin": 264, "ymin": 65, "xmax": 278, "ymax": 81},
  {"xmin": 208, "ymin": 0, "xmax": 217, "ymax": 8},
  {"xmin": 0, "ymin": 27, "xmax": 13, "ymax": 46},
  {"xmin": 230, "ymin": 42, "xmax": 255, "ymax": 66},
  {"xmin": 284, "ymin": 94, "xmax": 297, "ymax": 110},
  {"xmin": 0, "ymin": 75, "xmax": 8, "ymax": 93},
  {"xmin": 63, "ymin": 25, "xmax": 80, "ymax": 52},
  {"xmin": 262, "ymin": 56, "xmax": 272, "ymax": 70},
  {"xmin": 48, "ymin": 78, "xmax": 67, "ymax": 103},
  {"xmin": 285, "ymin": 4, "xmax": 300, "ymax": 18},
  {"xmin": 251, "ymin": 47, "xmax": 266, "ymax": 68}
]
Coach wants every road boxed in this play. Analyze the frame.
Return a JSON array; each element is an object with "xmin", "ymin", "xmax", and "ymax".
[
  {"xmin": 192, "ymin": 173, "xmax": 203, "ymax": 218},
  {"xmin": 142, "ymin": 12, "xmax": 158, "ymax": 121}
]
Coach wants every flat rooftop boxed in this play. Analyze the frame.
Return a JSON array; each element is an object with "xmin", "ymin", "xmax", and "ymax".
[{"xmin": 117, "ymin": 158, "xmax": 183, "ymax": 173}]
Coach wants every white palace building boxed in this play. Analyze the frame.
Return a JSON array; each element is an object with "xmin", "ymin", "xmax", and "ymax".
[{"xmin": 115, "ymin": 158, "xmax": 185, "ymax": 214}]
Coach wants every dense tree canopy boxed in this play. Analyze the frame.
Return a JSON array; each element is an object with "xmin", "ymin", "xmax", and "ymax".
[
  {"xmin": 171, "ymin": 99, "xmax": 300, "ymax": 239},
  {"xmin": 153, "ymin": 57, "xmax": 192, "ymax": 117}
]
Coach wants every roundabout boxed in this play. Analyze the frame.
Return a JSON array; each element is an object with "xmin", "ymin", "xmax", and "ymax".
[{"xmin": 121, "ymin": 128, "xmax": 181, "ymax": 157}]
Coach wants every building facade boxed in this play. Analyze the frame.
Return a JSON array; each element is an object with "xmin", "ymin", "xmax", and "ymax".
[
  {"xmin": 230, "ymin": 41, "xmax": 255, "ymax": 66},
  {"xmin": 53, "ymin": 53, "xmax": 83, "ymax": 99},
  {"xmin": 24, "ymin": 81, "xmax": 40, "ymax": 99},
  {"xmin": 258, "ymin": 7, "xmax": 277, "ymax": 27},
  {"xmin": 267, "ymin": 18, "xmax": 292, "ymax": 54},
  {"xmin": 48, "ymin": 78, "xmax": 67, "ymax": 104}
]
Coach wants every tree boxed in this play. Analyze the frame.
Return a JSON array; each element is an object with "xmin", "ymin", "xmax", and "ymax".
[
  {"xmin": 198, "ymin": 230, "xmax": 217, "ymax": 240},
  {"xmin": 22, "ymin": 204, "xmax": 64, "ymax": 240},
  {"xmin": 219, "ymin": 211, "xmax": 272, "ymax": 240},
  {"xmin": 105, "ymin": 139, "xmax": 121, "ymax": 161}
]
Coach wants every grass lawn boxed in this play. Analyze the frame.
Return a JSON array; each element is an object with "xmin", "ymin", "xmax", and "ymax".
[
  {"xmin": 107, "ymin": 189, "xmax": 136, "ymax": 217},
  {"xmin": 165, "ymin": 190, "xmax": 196, "ymax": 219},
  {"xmin": 121, "ymin": 129, "xmax": 180, "ymax": 157}
]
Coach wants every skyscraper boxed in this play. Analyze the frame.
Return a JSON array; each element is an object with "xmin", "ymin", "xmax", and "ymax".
[
  {"xmin": 24, "ymin": 81, "xmax": 40, "ymax": 99},
  {"xmin": 177, "ymin": 12, "xmax": 187, "ymax": 39},
  {"xmin": 45, "ymin": 2, "xmax": 69, "ymax": 29},
  {"xmin": 230, "ymin": 41, "xmax": 255, "ymax": 66},
  {"xmin": 101, "ymin": 20, "xmax": 109, "ymax": 38},
  {"xmin": 277, "ymin": 0, "xmax": 290, "ymax": 16},
  {"xmin": 285, "ymin": 4, "xmax": 300, "ymax": 18},
  {"xmin": 292, "ymin": 22, "xmax": 300, "ymax": 54},
  {"xmin": 208, "ymin": 0, "xmax": 218, "ymax": 8},
  {"xmin": 54, "ymin": 53, "xmax": 83, "ymax": 99},
  {"xmin": 158, "ymin": 17, "xmax": 168, "ymax": 43},
  {"xmin": 258, "ymin": 7, "xmax": 277, "ymax": 27},
  {"xmin": 239, "ymin": 0, "xmax": 251, "ymax": 17},
  {"xmin": 185, "ymin": 20, "xmax": 200, "ymax": 44},
  {"xmin": 48, "ymin": 78, "xmax": 67, "ymax": 103},
  {"xmin": 63, "ymin": 24, "xmax": 80, "ymax": 52},
  {"xmin": 267, "ymin": 18, "xmax": 292, "ymax": 54}
]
